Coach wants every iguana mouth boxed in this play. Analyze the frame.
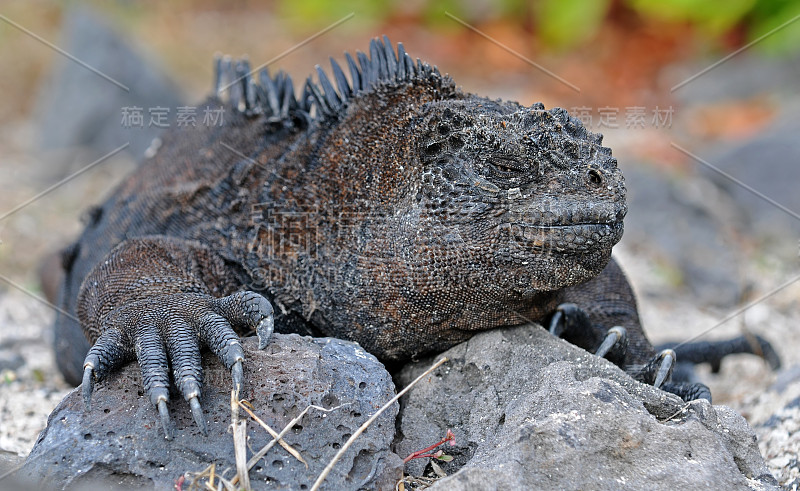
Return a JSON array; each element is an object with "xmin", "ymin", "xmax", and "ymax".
[{"xmin": 510, "ymin": 221, "xmax": 623, "ymax": 253}]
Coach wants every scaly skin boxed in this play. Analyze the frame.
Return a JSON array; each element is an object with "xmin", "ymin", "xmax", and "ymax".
[{"xmin": 53, "ymin": 37, "xmax": 717, "ymax": 437}]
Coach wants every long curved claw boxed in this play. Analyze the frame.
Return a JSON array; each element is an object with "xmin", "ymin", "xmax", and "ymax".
[
  {"xmin": 594, "ymin": 326, "xmax": 627, "ymax": 359},
  {"xmin": 156, "ymin": 398, "xmax": 173, "ymax": 440},
  {"xmin": 232, "ymin": 360, "xmax": 243, "ymax": 394},
  {"xmin": 82, "ymin": 363, "xmax": 95, "ymax": 410},
  {"xmin": 654, "ymin": 350, "xmax": 675, "ymax": 388},
  {"xmin": 548, "ymin": 309, "xmax": 565, "ymax": 337},
  {"xmin": 149, "ymin": 386, "xmax": 172, "ymax": 440},
  {"xmin": 188, "ymin": 396, "xmax": 208, "ymax": 436},
  {"xmin": 256, "ymin": 314, "xmax": 274, "ymax": 349},
  {"xmin": 636, "ymin": 349, "xmax": 676, "ymax": 389},
  {"xmin": 653, "ymin": 349, "xmax": 676, "ymax": 389}
]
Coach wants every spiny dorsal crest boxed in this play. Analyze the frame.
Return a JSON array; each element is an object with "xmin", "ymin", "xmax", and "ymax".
[{"xmin": 214, "ymin": 35, "xmax": 445, "ymax": 125}]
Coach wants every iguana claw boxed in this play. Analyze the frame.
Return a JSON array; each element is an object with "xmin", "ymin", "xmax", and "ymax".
[
  {"xmin": 256, "ymin": 314, "xmax": 274, "ymax": 349},
  {"xmin": 633, "ymin": 348, "xmax": 677, "ymax": 391},
  {"xmin": 156, "ymin": 399, "xmax": 172, "ymax": 440},
  {"xmin": 188, "ymin": 395, "xmax": 207, "ymax": 436},
  {"xmin": 81, "ymin": 364, "xmax": 94, "ymax": 411},
  {"xmin": 594, "ymin": 326, "xmax": 627, "ymax": 360}
]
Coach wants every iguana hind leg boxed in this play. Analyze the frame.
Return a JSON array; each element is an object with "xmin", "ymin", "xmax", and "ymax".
[
  {"xmin": 78, "ymin": 236, "xmax": 273, "ymax": 439},
  {"xmin": 656, "ymin": 334, "xmax": 781, "ymax": 375}
]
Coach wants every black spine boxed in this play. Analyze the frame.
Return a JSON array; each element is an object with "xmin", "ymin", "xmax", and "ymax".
[{"xmin": 218, "ymin": 37, "xmax": 442, "ymax": 124}]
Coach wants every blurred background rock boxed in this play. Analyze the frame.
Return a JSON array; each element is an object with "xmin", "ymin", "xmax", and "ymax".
[{"xmin": 1, "ymin": 0, "xmax": 799, "ymax": 485}]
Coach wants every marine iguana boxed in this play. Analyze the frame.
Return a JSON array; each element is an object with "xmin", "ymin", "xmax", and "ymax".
[{"xmin": 50, "ymin": 37, "xmax": 778, "ymax": 438}]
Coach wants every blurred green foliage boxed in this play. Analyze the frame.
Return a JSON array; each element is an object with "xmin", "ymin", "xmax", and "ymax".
[
  {"xmin": 626, "ymin": 0, "xmax": 757, "ymax": 36},
  {"xmin": 535, "ymin": 0, "xmax": 611, "ymax": 49},
  {"xmin": 748, "ymin": 0, "xmax": 800, "ymax": 53},
  {"xmin": 626, "ymin": 0, "xmax": 800, "ymax": 54},
  {"xmin": 275, "ymin": 0, "xmax": 800, "ymax": 55}
]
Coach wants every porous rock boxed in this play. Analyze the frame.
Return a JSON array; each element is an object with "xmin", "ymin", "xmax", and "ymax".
[
  {"xmin": 22, "ymin": 334, "xmax": 403, "ymax": 490},
  {"xmin": 395, "ymin": 324, "xmax": 778, "ymax": 490}
]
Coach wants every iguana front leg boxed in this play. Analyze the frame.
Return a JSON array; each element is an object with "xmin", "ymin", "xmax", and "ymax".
[
  {"xmin": 77, "ymin": 236, "xmax": 274, "ymax": 439},
  {"xmin": 548, "ymin": 258, "xmax": 712, "ymax": 402}
]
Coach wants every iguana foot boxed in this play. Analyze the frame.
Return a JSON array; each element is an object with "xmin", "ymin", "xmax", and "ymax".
[
  {"xmin": 81, "ymin": 291, "xmax": 274, "ymax": 439},
  {"xmin": 651, "ymin": 334, "xmax": 780, "ymax": 403},
  {"xmin": 661, "ymin": 381, "xmax": 712, "ymax": 402},
  {"xmin": 548, "ymin": 303, "xmax": 712, "ymax": 402},
  {"xmin": 548, "ymin": 303, "xmax": 587, "ymax": 339},
  {"xmin": 630, "ymin": 348, "xmax": 713, "ymax": 402}
]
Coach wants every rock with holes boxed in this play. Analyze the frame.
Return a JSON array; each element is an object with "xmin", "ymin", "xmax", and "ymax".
[
  {"xmin": 395, "ymin": 324, "xmax": 778, "ymax": 490},
  {"xmin": 22, "ymin": 334, "xmax": 403, "ymax": 490}
]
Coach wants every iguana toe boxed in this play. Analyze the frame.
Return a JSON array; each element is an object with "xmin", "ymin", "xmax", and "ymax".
[
  {"xmin": 637, "ymin": 349, "xmax": 676, "ymax": 389},
  {"xmin": 81, "ymin": 328, "xmax": 132, "ymax": 411},
  {"xmin": 661, "ymin": 381, "xmax": 712, "ymax": 402},
  {"xmin": 594, "ymin": 326, "xmax": 628, "ymax": 361}
]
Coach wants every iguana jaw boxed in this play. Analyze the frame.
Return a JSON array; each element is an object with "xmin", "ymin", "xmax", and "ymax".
[
  {"xmin": 502, "ymin": 195, "xmax": 626, "ymax": 254},
  {"xmin": 510, "ymin": 221, "xmax": 623, "ymax": 254}
]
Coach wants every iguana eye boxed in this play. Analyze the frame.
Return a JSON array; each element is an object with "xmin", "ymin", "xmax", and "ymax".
[{"xmin": 486, "ymin": 155, "xmax": 529, "ymax": 177}]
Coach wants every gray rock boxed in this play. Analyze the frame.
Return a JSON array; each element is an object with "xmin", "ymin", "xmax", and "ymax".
[
  {"xmin": 0, "ymin": 450, "xmax": 37, "ymax": 491},
  {"xmin": 700, "ymin": 109, "xmax": 800, "ymax": 257},
  {"xmin": 0, "ymin": 348, "xmax": 24, "ymax": 372},
  {"xmin": 22, "ymin": 335, "xmax": 403, "ymax": 490},
  {"xmin": 0, "ymin": 448, "xmax": 24, "ymax": 473},
  {"xmin": 669, "ymin": 53, "xmax": 800, "ymax": 105},
  {"xmin": 620, "ymin": 161, "xmax": 746, "ymax": 307},
  {"xmin": 395, "ymin": 325, "xmax": 778, "ymax": 490},
  {"xmin": 34, "ymin": 7, "xmax": 183, "ymax": 163}
]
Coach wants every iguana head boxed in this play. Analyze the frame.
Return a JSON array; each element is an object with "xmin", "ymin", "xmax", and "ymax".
[
  {"xmin": 223, "ymin": 36, "xmax": 626, "ymax": 297},
  {"xmin": 412, "ymin": 98, "xmax": 626, "ymax": 292}
]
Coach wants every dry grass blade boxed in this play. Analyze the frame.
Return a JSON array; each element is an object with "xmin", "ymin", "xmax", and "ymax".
[
  {"xmin": 231, "ymin": 390, "xmax": 251, "ymax": 490},
  {"xmin": 245, "ymin": 403, "xmax": 347, "ymax": 472},
  {"xmin": 236, "ymin": 399, "xmax": 307, "ymax": 467},
  {"xmin": 396, "ymin": 475, "xmax": 439, "ymax": 490},
  {"xmin": 229, "ymin": 402, "xmax": 346, "ymax": 487},
  {"xmin": 661, "ymin": 404, "xmax": 691, "ymax": 423},
  {"xmin": 200, "ymin": 463, "xmax": 216, "ymax": 491},
  {"xmin": 185, "ymin": 463, "xmax": 232, "ymax": 491},
  {"xmin": 215, "ymin": 473, "xmax": 237, "ymax": 490},
  {"xmin": 311, "ymin": 357, "xmax": 449, "ymax": 491}
]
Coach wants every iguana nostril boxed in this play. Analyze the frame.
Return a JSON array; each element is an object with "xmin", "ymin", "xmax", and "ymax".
[{"xmin": 587, "ymin": 168, "xmax": 603, "ymax": 188}]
